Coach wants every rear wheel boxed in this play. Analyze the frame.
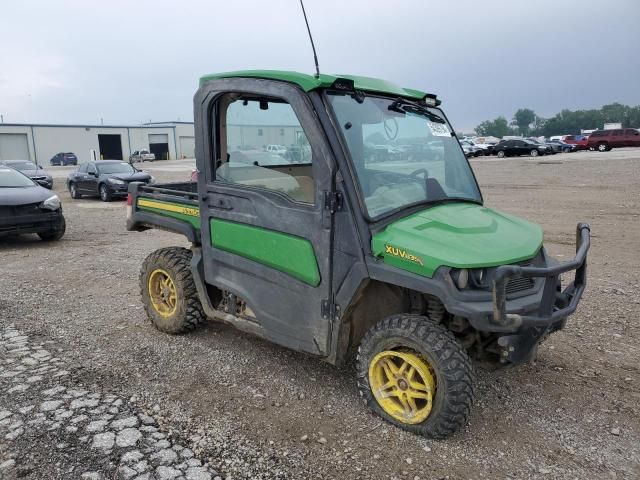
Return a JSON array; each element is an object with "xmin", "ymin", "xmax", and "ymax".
[
  {"xmin": 140, "ymin": 247, "xmax": 205, "ymax": 334},
  {"xmin": 357, "ymin": 314, "xmax": 475, "ymax": 439},
  {"xmin": 69, "ymin": 182, "xmax": 81, "ymax": 199},
  {"xmin": 99, "ymin": 184, "xmax": 112, "ymax": 202}
]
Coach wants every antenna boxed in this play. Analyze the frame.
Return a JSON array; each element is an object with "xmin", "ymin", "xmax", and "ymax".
[{"xmin": 299, "ymin": 0, "xmax": 320, "ymax": 78}]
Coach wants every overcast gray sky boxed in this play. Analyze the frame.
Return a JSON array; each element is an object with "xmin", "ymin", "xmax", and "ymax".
[{"xmin": 1, "ymin": 0, "xmax": 639, "ymax": 131}]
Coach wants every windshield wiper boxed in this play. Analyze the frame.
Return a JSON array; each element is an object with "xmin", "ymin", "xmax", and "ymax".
[{"xmin": 388, "ymin": 98, "xmax": 446, "ymax": 124}]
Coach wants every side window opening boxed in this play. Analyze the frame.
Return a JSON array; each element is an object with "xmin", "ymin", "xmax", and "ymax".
[{"xmin": 213, "ymin": 93, "xmax": 314, "ymax": 204}]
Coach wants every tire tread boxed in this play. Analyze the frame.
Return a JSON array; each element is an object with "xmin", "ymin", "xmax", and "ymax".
[{"xmin": 356, "ymin": 314, "xmax": 475, "ymax": 439}]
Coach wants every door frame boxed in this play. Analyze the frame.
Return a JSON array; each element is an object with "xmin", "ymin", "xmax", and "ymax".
[{"xmin": 194, "ymin": 77, "xmax": 339, "ymax": 355}]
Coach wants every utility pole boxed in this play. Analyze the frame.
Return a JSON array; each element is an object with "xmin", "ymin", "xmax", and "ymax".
[{"xmin": 1, "ymin": 114, "xmax": 4, "ymax": 123}]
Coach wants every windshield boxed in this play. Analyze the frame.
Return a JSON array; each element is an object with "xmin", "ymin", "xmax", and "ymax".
[
  {"xmin": 0, "ymin": 167, "xmax": 36, "ymax": 187},
  {"xmin": 328, "ymin": 93, "xmax": 481, "ymax": 219},
  {"xmin": 97, "ymin": 162, "xmax": 136, "ymax": 174},
  {"xmin": 6, "ymin": 161, "xmax": 36, "ymax": 171}
]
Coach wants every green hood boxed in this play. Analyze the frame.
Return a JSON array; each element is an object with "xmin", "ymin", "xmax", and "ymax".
[{"xmin": 371, "ymin": 203, "xmax": 543, "ymax": 277}]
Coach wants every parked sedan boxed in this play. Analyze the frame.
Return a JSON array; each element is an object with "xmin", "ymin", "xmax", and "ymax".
[
  {"xmin": 50, "ymin": 152, "xmax": 78, "ymax": 166},
  {"xmin": 563, "ymin": 135, "xmax": 589, "ymax": 151},
  {"xmin": 546, "ymin": 140, "xmax": 576, "ymax": 153},
  {"xmin": 0, "ymin": 160, "xmax": 53, "ymax": 189},
  {"xmin": 459, "ymin": 139, "xmax": 484, "ymax": 157},
  {"xmin": 67, "ymin": 160, "xmax": 154, "ymax": 202},
  {"xmin": 0, "ymin": 166, "xmax": 65, "ymax": 241},
  {"xmin": 493, "ymin": 139, "xmax": 552, "ymax": 158}
]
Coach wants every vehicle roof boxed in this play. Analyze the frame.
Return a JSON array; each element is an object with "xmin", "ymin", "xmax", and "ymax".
[
  {"xmin": 88, "ymin": 160, "xmax": 128, "ymax": 164},
  {"xmin": 1, "ymin": 160, "xmax": 32, "ymax": 164},
  {"xmin": 199, "ymin": 70, "xmax": 428, "ymax": 101}
]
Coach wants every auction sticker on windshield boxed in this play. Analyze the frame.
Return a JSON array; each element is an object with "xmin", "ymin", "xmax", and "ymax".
[{"xmin": 428, "ymin": 121, "xmax": 450, "ymax": 137}]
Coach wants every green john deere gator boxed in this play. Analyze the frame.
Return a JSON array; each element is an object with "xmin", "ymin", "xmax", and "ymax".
[{"xmin": 126, "ymin": 70, "xmax": 590, "ymax": 438}]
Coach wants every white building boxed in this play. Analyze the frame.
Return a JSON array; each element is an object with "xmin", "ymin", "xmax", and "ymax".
[{"xmin": 0, "ymin": 121, "xmax": 195, "ymax": 163}]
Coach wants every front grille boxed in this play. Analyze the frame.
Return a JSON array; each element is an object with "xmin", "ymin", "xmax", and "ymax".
[
  {"xmin": 505, "ymin": 275, "xmax": 535, "ymax": 294},
  {"xmin": 0, "ymin": 203, "xmax": 41, "ymax": 217}
]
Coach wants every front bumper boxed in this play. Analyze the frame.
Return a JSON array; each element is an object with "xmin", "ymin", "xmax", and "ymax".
[
  {"xmin": 0, "ymin": 209, "xmax": 65, "ymax": 237},
  {"xmin": 492, "ymin": 223, "xmax": 589, "ymax": 329},
  {"xmin": 433, "ymin": 223, "xmax": 590, "ymax": 363},
  {"xmin": 106, "ymin": 183, "xmax": 130, "ymax": 197},
  {"xmin": 489, "ymin": 223, "xmax": 590, "ymax": 362}
]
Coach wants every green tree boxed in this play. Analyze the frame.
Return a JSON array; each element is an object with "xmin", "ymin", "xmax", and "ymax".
[
  {"xmin": 476, "ymin": 103, "xmax": 640, "ymax": 139},
  {"xmin": 474, "ymin": 116, "xmax": 513, "ymax": 138},
  {"xmin": 512, "ymin": 108, "xmax": 536, "ymax": 135}
]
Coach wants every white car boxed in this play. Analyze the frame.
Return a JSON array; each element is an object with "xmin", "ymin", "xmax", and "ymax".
[
  {"xmin": 265, "ymin": 145, "xmax": 287, "ymax": 155},
  {"xmin": 129, "ymin": 149, "xmax": 156, "ymax": 163}
]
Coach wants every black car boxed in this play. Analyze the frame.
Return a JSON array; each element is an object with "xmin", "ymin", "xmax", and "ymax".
[
  {"xmin": 0, "ymin": 166, "xmax": 65, "ymax": 241},
  {"xmin": 493, "ymin": 139, "xmax": 552, "ymax": 158},
  {"xmin": 66, "ymin": 160, "xmax": 154, "ymax": 202},
  {"xmin": 546, "ymin": 140, "xmax": 576, "ymax": 153},
  {"xmin": 50, "ymin": 152, "xmax": 78, "ymax": 166},
  {"xmin": 1, "ymin": 160, "xmax": 53, "ymax": 189}
]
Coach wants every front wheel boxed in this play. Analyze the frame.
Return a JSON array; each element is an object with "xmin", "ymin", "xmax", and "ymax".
[
  {"xmin": 530, "ymin": 149, "xmax": 539, "ymax": 157},
  {"xmin": 597, "ymin": 142, "xmax": 609, "ymax": 152},
  {"xmin": 99, "ymin": 184, "xmax": 112, "ymax": 202},
  {"xmin": 497, "ymin": 150, "xmax": 505, "ymax": 158},
  {"xmin": 140, "ymin": 247, "xmax": 205, "ymax": 334},
  {"xmin": 38, "ymin": 217, "xmax": 66, "ymax": 241},
  {"xmin": 356, "ymin": 314, "xmax": 475, "ymax": 439}
]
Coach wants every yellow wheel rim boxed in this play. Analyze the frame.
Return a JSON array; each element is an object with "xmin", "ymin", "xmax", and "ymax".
[
  {"xmin": 368, "ymin": 350, "xmax": 436, "ymax": 425},
  {"xmin": 148, "ymin": 268, "xmax": 178, "ymax": 318}
]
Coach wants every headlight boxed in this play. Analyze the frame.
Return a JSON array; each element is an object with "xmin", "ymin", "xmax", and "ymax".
[
  {"xmin": 451, "ymin": 268, "xmax": 489, "ymax": 290},
  {"xmin": 41, "ymin": 195, "xmax": 61, "ymax": 211},
  {"xmin": 450, "ymin": 269, "xmax": 469, "ymax": 289},
  {"xmin": 108, "ymin": 178, "xmax": 126, "ymax": 185},
  {"xmin": 148, "ymin": 176, "xmax": 155, "ymax": 183}
]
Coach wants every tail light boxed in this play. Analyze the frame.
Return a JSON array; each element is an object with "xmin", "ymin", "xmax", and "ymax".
[{"xmin": 126, "ymin": 193, "xmax": 133, "ymax": 220}]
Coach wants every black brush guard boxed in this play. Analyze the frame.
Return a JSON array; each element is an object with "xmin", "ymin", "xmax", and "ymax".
[{"xmin": 492, "ymin": 223, "xmax": 590, "ymax": 329}]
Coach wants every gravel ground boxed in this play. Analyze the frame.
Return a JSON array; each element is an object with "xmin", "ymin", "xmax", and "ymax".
[{"xmin": 1, "ymin": 149, "xmax": 639, "ymax": 479}]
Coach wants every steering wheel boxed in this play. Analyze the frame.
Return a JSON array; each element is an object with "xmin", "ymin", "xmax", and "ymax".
[
  {"xmin": 383, "ymin": 117, "xmax": 399, "ymax": 140},
  {"xmin": 410, "ymin": 168, "xmax": 429, "ymax": 179}
]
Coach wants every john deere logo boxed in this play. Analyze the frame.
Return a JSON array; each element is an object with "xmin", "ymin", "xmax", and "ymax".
[{"xmin": 384, "ymin": 244, "xmax": 424, "ymax": 266}]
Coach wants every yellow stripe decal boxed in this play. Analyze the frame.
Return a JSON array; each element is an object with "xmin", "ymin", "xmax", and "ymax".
[{"xmin": 138, "ymin": 198, "xmax": 200, "ymax": 217}]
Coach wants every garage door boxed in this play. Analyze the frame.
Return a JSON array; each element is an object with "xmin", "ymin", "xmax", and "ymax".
[
  {"xmin": 148, "ymin": 134, "xmax": 168, "ymax": 144},
  {"xmin": 179, "ymin": 136, "xmax": 195, "ymax": 159},
  {"xmin": 148, "ymin": 133, "xmax": 169, "ymax": 161},
  {"xmin": 0, "ymin": 133, "xmax": 30, "ymax": 160}
]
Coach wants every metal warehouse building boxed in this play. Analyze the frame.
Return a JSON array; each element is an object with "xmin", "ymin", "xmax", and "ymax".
[{"xmin": 0, "ymin": 121, "xmax": 195, "ymax": 163}]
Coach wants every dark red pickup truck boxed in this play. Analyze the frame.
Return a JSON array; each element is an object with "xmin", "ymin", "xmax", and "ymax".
[{"xmin": 587, "ymin": 128, "xmax": 640, "ymax": 151}]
